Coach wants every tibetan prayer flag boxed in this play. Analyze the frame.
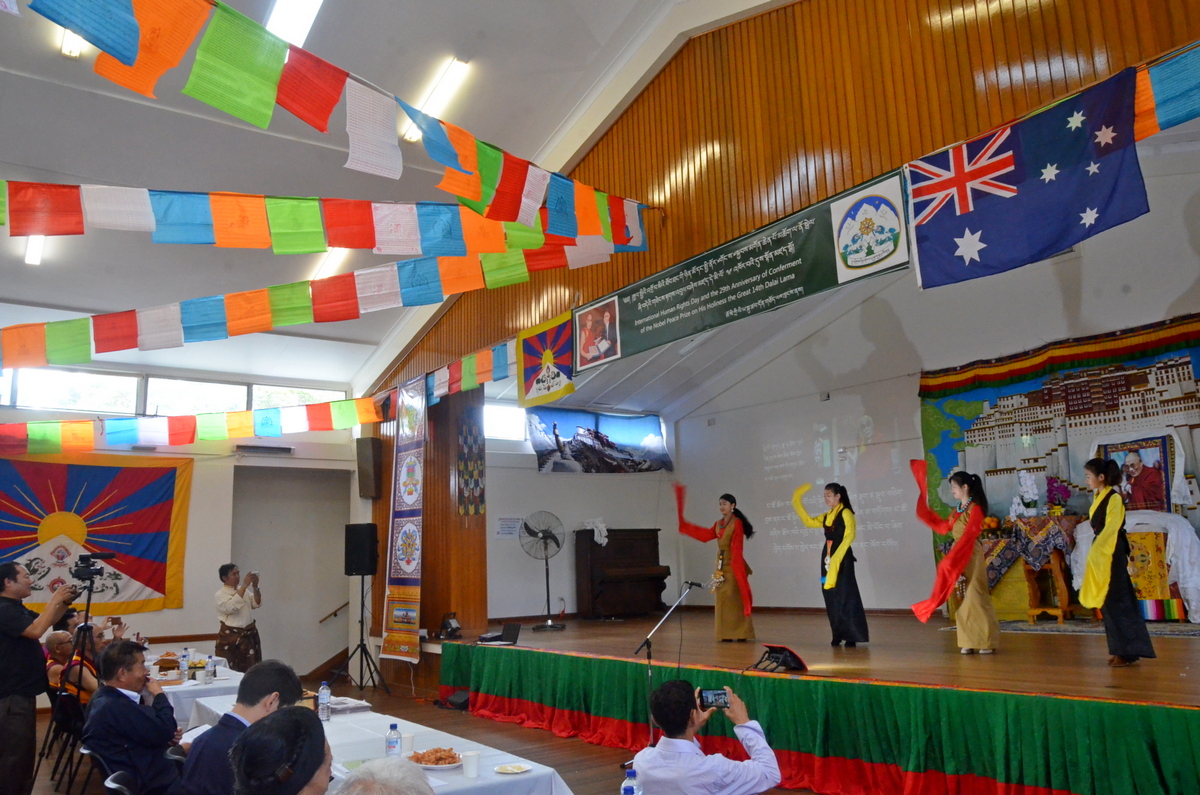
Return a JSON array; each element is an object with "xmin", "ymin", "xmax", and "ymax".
[
  {"xmin": 416, "ymin": 203, "xmax": 467, "ymax": 257},
  {"xmin": 491, "ymin": 342, "xmax": 509, "ymax": 381},
  {"xmin": 0, "ymin": 424, "xmax": 29, "ymax": 456},
  {"xmin": 436, "ymin": 122, "xmax": 481, "ymax": 201},
  {"xmin": 608, "ymin": 195, "xmax": 630, "ymax": 245},
  {"xmin": 517, "ymin": 311, "xmax": 576, "ymax": 408},
  {"xmin": 226, "ymin": 410, "xmax": 254, "ymax": 439},
  {"xmin": 372, "ymin": 203, "xmax": 421, "ymax": 255},
  {"xmin": 459, "ymin": 205, "xmax": 507, "ymax": 253},
  {"xmin": 476, "ymin": 348, "xmax": 493, "ymax": 384},
  {"xmin": 80, "ymin": 185, "xmax": 156, "ymax": 232},
  {"xmin": 276, "ymin": 45, "xmax": 348, "ymax": 133},
  {"xmin": 136, "ymin": 303, "xmax": 184, "ymax": 350},
  {"xmin": 486, "ymin": 152, "xmax": 529, "ymax": 222},
  {"xmin": 105, "ymin": 418, "xmax": 139, "ymax": 446},
  {"xmin": 279, "ymin": 406, "xmax": 308, "ymax": 434},
  {"xmin": 503, "ymin": 212, "xmax": 544, "ymax": 251},
  {"xmin": 595, "ymin": 190, "xmax": 613, "ymax": 242},
  {"xmin": 310, "ymin": 273, "xmax": 360, "ymax": 322},
  {"xmin": 60, "ymin": 421, "xmax": 95, "ymax": 452},
  {"xmin": 329, "ymin": 399, "xmax": 360, "ymax": 430},
  {"xmin": 168, "ymin": 415, "xmax": 197, "ymax": 445},
  {"xmin": 138, "ymin": 417, "xmax": 169, "ymax": 446},
  {"xmin": 524, "ymin": 244, "xmax": 569, "ymax": 272},
  {"xmin": 461, "ymin": 353, "xmax": 478, "ymax": 391},
  {"xmin": 225, "ymin": 289, "xmax": 273, "ymax": 336},
  {"xmin": 95, "ymin": 0, "xmax": 210, "ymax": 98},
  {"xmin": 539, "ymin": 207, "xmax": 574, "ymax": 247},
  {"xmin": 44, "ymin": 318, "xmax": 92, "ymax": 365},
  {"xmin": 181, "ymin": 2, "xmax": 287, "ymax": 129},
  {"xmin": 7, "ymin": 182, "xmax": 84, "ymax": 236},
  {"xmin": 1148, "ymin": 45, "xmax": 1200, "ymax": 132},
  {"xmin": 480, "ymin": 251, "xmax": 530, "ymax": 288},
  {"xmin": 396, "ymin": 97, "xmax": 467, "ymax": 173},
  {"xmin": 458, "ymin": 141, "xmax": 504, "ymax": 215},
  {"xmin": 27, "ymin": 422, "xmax": 63, "ymax": 454},
  {"xmin": 149, "ymin": 191, "xmax": 214, "ymax": 244},
  {"xmin": 574, "ymin": 181, "xmax": 603, "ymax": 236},
  {"xmin": 321, "ymin": 199, "xmax": 376, "ymax": 249},
  {"xmin": 517, "ymin": 166, "xmax": 551, "ymax": 228},
  {"xmin": 565, "ymin": 235, "xmax": 614, "ymax": 269},
  {"xmin": 92, "ymin": 310, "xmax": 139, "ymax": 352},
  {"xmin": 0, "ymin": 1, "xmax": 18, "ymax": 16},
  {"xmin": 615, "ymin": 199, "xmax": 647, "ymax": 252},
  {"xmin": 2, "ymin": 324, "xmax": 48, "ymax": 368},
  {"xmin": 397, "ymin": 257, "xmax": 444, "ymax": 306},
  {"xmin": 0, "ymin": 179, "xmax": 6, "ymax": 225},
  {"xmin": 354, "ymin": 263, "xmax": 403, "ymax": 313},
  {"xmin": 265, "ymin": 197, "xmax": 326, "ymax": 254},
  {"xmin": 344, "ymin": 80, "xmax": 403, "ymax": 180},
  {"xmin": 268, "ymin": 282, "xmax": 314, "ymax": 326},
  {"xmin": 433, "ymin": 367, "xmax": 449, "ymax": 397},
  {"xmin": 448, "ymin": 360, "xmax": 462, "ymax": 394},
  {"xmin": 545, "ymin": 174, "xmax": 577, "ymax": 238},
  {"xmin": 306, "ymin": 402, "xmax": 334, "ymax": 431},
  {"xmin": 196, "ymin": 413, "xmax": 228, "ymax": 440},
  {"xmin": 1135, "ymin": 68, "xmax": 1160, "ymax": 141},
  {"xmin": 209, "ymin": 193, "xmax": 271, "ymax": 248},
  {"xmin": 29, "ymin": 0, "xmax": 140, "ymax": 66},
  {"xmin": 354, "ymin": 397, "xmax": 381, "ymax": 423},
  {"xmin": 437, "ymin": 255, "xmax": 485, "ymax": 294},
  {"xmin": 426, "ymin": 373, "xmax": 439, "ymax": 406},
  {"xmin": 253, "ymin": 408, "xmax": 282, "ymax": 437}
]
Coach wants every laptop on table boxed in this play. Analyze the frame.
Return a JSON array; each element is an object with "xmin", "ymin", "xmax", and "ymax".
[{"xmin": 477, "ymin": 623, "xmax": 521, "ymax": 645}]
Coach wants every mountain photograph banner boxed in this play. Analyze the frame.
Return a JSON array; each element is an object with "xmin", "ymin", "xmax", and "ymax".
[{"xmin": 526, "ymin": 407, "xmax": 672, "ymax": 474}]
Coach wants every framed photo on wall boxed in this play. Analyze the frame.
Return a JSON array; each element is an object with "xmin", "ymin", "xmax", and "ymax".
[
  {"xmin": 1098, "ymin": 435, "xmax": 1173, "ymax": 512},
  {"xmin": 574, "ymin": 297, "xmax": 621, "ymax": 373}
]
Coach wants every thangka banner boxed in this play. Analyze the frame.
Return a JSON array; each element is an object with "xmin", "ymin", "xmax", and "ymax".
[
  {"xmin": 526, "ymin": 407, "xmax": 673, "ymax": 474},
  {"xmin": 0, "ymin": 454, "xmax": 192, "ymax": 614},
  {"xmin": 382, "ymin": 378, "xmax": 426, "ymax": 662},
  {"xmin": 518, "ymin": 311, "xmax": 576, "ymax": 408},
  {"xmin": 578, "ymin": 173, "xmax": 908, "ymax": 367}
]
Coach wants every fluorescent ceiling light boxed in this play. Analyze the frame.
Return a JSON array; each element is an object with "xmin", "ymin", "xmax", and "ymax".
[
  {"xmin": 25, "ymin": 236, "xmax": 45, "ymax": 266},
  {"xmin": 312, "ymin": 248, "xmax": 349, "ymax": 280},
  {"xmin": 402, "ymin": 58, "xmax": 470, "ymax": 142},
  {"xmin": 60, "ymin": 29, "xmax": 85, "ymax": 58},
  {"xmin": 265, "ymin": 0, "xmax": 325, "ymax": 47}
]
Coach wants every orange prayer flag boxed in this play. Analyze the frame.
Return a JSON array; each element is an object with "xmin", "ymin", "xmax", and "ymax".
[
  {"xmin": 94, "ymin": 0, "xmax": 212, "ymax": 98},
  {"xmin": 226, "ymin": 410, "xmax": 255, "ymax": 439},
  {"xmin": 60, "ymin": 421, "xmax": 96, "ymax": 453},
  {"xmin": 574, "ymin": 180, "xmax": 603, "ymax": 235},
  {"xmin": 476, "ymin": 348, "xmax": 493, "ymax": 383},
  {"xmin": 224, "ymin": 289, "xmax": 274, "ymax": 336},
  {"xmin": 1135, "ymin": 66, "xmax": 1161, "ymax": 142},
  {"xmin": 209, "ymin": 193, "xmax": 272, "ymax": 248},
  {"xmin": 354, "ymin": 397, "xmax": 382, "ymax": 424},
  {"xmin": 1, "ymin": 324, "xmax": 49, "ymax": 368},
  {"xmin": 458, "ymin": 205, "xmax": 508, "ymax": 253},
  {"xmin": 436, "ymin": 122, "xmax": 482, "ymax": 201},
  {"xmin": 437, "ymin": 255, "xmax": 486, "ymax": 295}
]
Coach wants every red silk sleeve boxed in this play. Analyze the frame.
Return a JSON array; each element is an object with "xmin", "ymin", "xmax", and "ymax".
[
  {"xmin": 911, "ymin": 503, "xmax": 984, "ymax": 622},
  {"xmin": 910, "ymin": 459, "xmax": 954, "ymax": 535},
  {"xmin": 674, "ymin": 483, "xmax": 717, "ymax": 542},
  {"xmin": 730, "ymin": 520, "xmax": 753, "ymax": 615}
]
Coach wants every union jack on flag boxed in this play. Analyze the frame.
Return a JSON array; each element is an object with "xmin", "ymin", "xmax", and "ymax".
[{"xmin": 908, "ymin": 127, "xmax": 1018, "ymax": 225}]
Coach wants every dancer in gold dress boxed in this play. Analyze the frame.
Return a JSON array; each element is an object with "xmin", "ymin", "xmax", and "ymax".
[{"xmin": 675, "ymin": 484, "xmax": 755, "ymax": 641}]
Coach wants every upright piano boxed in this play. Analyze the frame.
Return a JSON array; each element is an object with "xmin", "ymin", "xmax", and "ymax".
[{"xmin": 574, "ymin": 528, "xmax": 671, "ymax": 618}]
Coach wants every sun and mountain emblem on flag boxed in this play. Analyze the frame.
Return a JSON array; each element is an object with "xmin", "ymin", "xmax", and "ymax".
[
  {"xmin": 518, "ymin": 311, "xmax": 576, "ymax": 408},
  {"xmin": 836, "ymin": 195, "xmax": 903, "ymax": 270}
]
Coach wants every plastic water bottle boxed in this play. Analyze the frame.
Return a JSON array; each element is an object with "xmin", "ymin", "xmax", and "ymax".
[
  {"xmin": 620, "ymin": 769, "xmax": 642, "ymax": 795},
  {"xmin": 204, "ymin": 656, "xmax": 216, "ymax": 685},
  {"xmin": 385, "ymin": 724, "xmax": 401, "ymax": 756},
  {"xmin": 179, "ymin": 648, "xmax": 190, "ymax": 670},
  {"xmin": 318, "ymin": 682, "xmax": 332, "ymax": 721}
]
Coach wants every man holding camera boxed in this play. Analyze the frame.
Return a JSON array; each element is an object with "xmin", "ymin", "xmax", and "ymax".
[
  {"xmin": 632, "ymin": 681, "xmax": 781, "ymax": 795},
  {"xmin": 1, "ymin": 563, "xmax": 78, "ymax": 795},
  {"xmin": 214, "ymin": 564, "xmax": 262, "ymax": 673}
]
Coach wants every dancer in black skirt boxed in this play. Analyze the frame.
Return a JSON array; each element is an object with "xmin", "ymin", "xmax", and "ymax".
[{"xmin": 793, "ymin": 482, "xmax": 869, "ymax": 646}]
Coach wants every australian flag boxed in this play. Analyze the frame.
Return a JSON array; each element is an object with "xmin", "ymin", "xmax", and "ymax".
[{"xmin": 906, "ymin": 67, "xmax": 1149, "ymax": 289}]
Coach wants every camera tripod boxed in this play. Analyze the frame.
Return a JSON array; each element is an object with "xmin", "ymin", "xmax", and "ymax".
[{"xmin": 331, "ymin": 574, "xmax": 390, "ymax": 693}]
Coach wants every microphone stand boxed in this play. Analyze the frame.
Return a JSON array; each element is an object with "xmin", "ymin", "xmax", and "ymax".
[{"xmin": 633, "ymin": 581, "xmax": 699, "ymax": 750}]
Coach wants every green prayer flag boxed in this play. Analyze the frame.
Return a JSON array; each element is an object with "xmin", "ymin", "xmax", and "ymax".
[
  {"xmin": 458, "ymin": 141, "xmax": 504, "ymax": 215},
  {"xmin": 265, "ymin": 197, "xmax": 327, "ymax": 254},
  {"xmin": 480, "ymin": 251, "xmax": 530, "ymax": 289},
  {"xmin": 181, "ymin": 3, "xmax": 287, "ymax": 129},
  {"xmin": 595, "ymin": 190, "xmax": 613, "ymax": 242},
  {"xmin": 27, "ymin": 422, "xmax": 63, "ymax": 454},
  {"xmin": 196, "ymin": 413, "xmax": 230, "ymax": 441},
  {"xmin": 1, "ymin": 180, "xmax": 7, "ymax": 226},
  {"xmin": 503, "ymin": 212, "xmax": 544, "ymax": 251},
  {"xmin": 461, "ymin": 353, "xmax": 478, "ymax": 391},
  {"xmin": 330, "ymin": 400, "xmax": 360, "ymax": 430},
  {"xmin": 268, "ymin": 282, "xmax": 314, "ymax": 326},
  {"xmin": 45, "ymin": 318, "xmax": 92, "ymax": 365}
]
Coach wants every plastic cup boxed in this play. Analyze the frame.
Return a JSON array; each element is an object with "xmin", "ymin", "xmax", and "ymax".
[
  {"xmin": 149, "ymin": 665, "xmax": 160, "ymax": 677},
  {"xmin": 461, "ymin": 751, "xmax": 480, "ymax": 778},
  {"xmin": 401, "ymin": 734, "xmax": 415, "ymax": 755}
]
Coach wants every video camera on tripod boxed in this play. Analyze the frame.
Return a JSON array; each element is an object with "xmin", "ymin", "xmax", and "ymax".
[{"xmin": 72, "ymin": 551, "xmax": 116, "ymax": 582}]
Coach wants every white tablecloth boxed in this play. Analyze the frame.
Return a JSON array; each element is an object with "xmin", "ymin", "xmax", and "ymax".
[
  {"xmin": 189, "ymin": 696, "xmax": 574, "ymax": 795},
  {"xmin": 164, "ymin": 671, "xmax": 243, "ymax": 729}
]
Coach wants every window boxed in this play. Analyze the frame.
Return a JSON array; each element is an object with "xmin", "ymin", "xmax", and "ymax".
[
  {"xmin": 484, "ymin": 403, "xmax": 527, "ymax": 441},
  {"xmin": 0, "ymin": 369, "xmax": 11, "ymax": 406},
  {"xmin": 252, "ymin": 384, "xmax": 345, "ymax": 409},
  {"xmin": 146, "ymin": 378, "xmax": 247, "ymax": 416},
  {"xmin": 16, "ymin": 369, "xmax": 138, "ymax": 414}
]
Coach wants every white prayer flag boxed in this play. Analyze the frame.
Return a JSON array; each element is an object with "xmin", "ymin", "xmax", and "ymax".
[
  {"xmin": 0, "ymin": 0, "xmax": 21, "ymax": 16},
  {"xmin": 354, "ymin": 263, "xmax": 402, "ymax": 312},
  {"xmin": 371, "ymin": 203, "xmax": 421, "ymax": 255},
  {"xmin": 433, "ymin": 367, "xmax": 449, "ymax": 397},
  {"xmin": 516, "ymin": 166, "xmax": 551, "ymax": 228},
  {"xmin": 81, "ymin": 185, "xmax": 157, "ymax": 232},
  {"xmin": 565, "ymin": 235, "xmax": 614, "ymax": 269},
  {"xmin": 136, "ymin": 304, "xmax": 184, "ymax": 351},
  {"xmin": 623, "ymin": 199, "xmax": 643, "ymax": 246},
  {"xmin": 507, "ymin": 339, "xmax": 516, "ymax": 368},
  {"xmin": 345, "ymin": 81, "xmax": 404, "ymax": 180},
  {"xmin": 279, "ymin": 406, "xmax": 309, "ymax": 434},
  {"xmin": 138, "ymin": 417, "xmax": 171, "ymax": 446}
]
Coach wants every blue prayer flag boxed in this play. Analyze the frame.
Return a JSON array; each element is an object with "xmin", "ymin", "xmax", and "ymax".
[
  {"xmin": 1149, "ymin": 47, "xmax": 1200, "ymax": 131},
  {"xmin": 104, "ymin": 417, "xmax": 139, "ymax": 446},
  {"xmin": 396, "ymin": 98, "xmax": 469, "ymax": 174},
  {"xmin": 416, "ymin": 203, "xmax": 467, "ymax": 257},
  {"xmin": 179, "ymin": 296, "xmax": 228, "ymax": 343},
  {"xmin": 545, "ymin": 174, "xmax": 578, "ymax": 238},
  {"xmin": 426, "ymin": 372, "xmax": 439, "ymax": 406},
  {"xmin": 491, "ymin": 343, "xmax": 509, "ymax": 381},
  {"xmin": 29, "ymin": 0, "xmax": 140, "ymax": 67},
  {"xmin": 398, "ymin": 257, "xmax": 444, "ymax": 305},
  {"xmin": 149, "ymin": 191, "xmax": 215, "ymax": 245},
  {"xmin": 253, "ymin": 408, "xmax": 282, "ymax": 437},
  {"xmin": 906, "ymin": 67, "xmax": 1149, "ymax": 289}
]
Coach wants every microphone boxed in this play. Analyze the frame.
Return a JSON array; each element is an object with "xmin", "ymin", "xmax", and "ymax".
[{"xmin": 685, "ymin": 581, "xmax": 704, "ymax": 588}]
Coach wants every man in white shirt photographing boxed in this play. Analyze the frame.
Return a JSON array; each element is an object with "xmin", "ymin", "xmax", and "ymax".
[
  {"xmin": 632, "ymin": 680, "xmax": 781, "ymax": 795},
  {"xmin": 214, "ymin": 563, "xmax": 262, "ymax": 672}
]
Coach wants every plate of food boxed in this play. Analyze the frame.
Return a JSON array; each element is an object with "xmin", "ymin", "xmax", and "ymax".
[
  {"xmin": 409, "ymin": 748, "xmax": 461, "ymax": 770},
  {"xmin": 495, "ymin": 764, "xmax": 532, "ymax": 774}
]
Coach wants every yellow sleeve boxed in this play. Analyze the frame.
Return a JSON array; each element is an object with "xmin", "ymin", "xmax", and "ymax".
[
  {"xmin": 824, "ymin": 509, "xmax": 855, "ymax": 590},
  {"xmin": 792, "ymin": 484, "xmax": 825, "ymax": 528},
  {"xmin": 1080, "ymin": 491, "xmax": 1123, "ymax": 608}
]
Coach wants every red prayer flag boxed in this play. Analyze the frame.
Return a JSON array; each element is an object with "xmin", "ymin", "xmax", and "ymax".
[
  {"xmin": 276, "ymin": 46, "xmax": 348, "ymax": 133},
  {"xmin": 448, "ymin": 360, "xmax": 463, "ymax": 394},
  {"xmin": 608, "ymin": 195, "xmax": 630, "ymax": 245},
  {"xmin": 7, "ymin": 182, "xmax": 85, "ymax": 236},
  {"xmin": 524, "ymin": 245, "xmax": 569, "ymax": 272},
  {"xmin": 167, "ymin": 415, "xmax": 197, "ymax": 445},
  {"xmin": 321, "ymin": 198, "xmax": 376, "ymax": 249},
  {"xmin": 0, "ymin": 424, "xmax": 29, "ymax": 456},
  {"xmin": 310, "ymin": 273, "xmax": 360, "ymax": 322},
  {"xmin": 92, "ymin": 310, "xmax": 140, "ymax": 353},
  {"xmin": 306, "ymin": 402, "xmax": 334, "ymax": 431},
  {"xmin": 485, "ymin": 152, "xmax": 528, "ymax": 222}
]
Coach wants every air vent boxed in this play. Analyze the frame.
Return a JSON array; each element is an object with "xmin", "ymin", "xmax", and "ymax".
[{"xmin": 234, "ymin": 444, "xmax": 295, "ymax": 455}]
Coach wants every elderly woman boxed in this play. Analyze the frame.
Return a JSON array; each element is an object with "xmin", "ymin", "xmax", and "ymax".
[
  {"xmin": 232, "ymin": 707, "xmax": 332, "ymax": 795},
  {"xmin": 338, "ymin": 758, "xmax": 434, "ymax": 795}
]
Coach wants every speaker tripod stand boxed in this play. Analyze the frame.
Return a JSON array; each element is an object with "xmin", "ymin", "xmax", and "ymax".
[{"xmin": 332, "ymin": 574, "xmax": 390, "ymax": 694}]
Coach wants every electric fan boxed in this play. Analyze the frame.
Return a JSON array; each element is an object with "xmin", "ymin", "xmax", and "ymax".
[{"xmin": 520, "ymin": 510, "xmax": 566, "ymax": 631}]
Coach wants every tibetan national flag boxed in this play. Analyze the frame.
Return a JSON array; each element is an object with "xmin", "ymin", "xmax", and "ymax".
[
  {"xmin": 906, "ymin": 68, "xmax": 1149, "ymax": 289},
  {"xmin": 7, "ymin": 182, "xmax": 84, "ymax": 236},
  {"xmin": 517, "ymin": 311, "xmax": 575, "ymax": 408},
  {"xmin": 94, "ymin": 0, "xmax": 211, "ymax": 99},
  {"xmin": 28, "ymin": 0, "xmax": 140, "ymax": 66},
  {"xmin": 276, "ymin": 45, "xmax": 348, "ymax": 133}
]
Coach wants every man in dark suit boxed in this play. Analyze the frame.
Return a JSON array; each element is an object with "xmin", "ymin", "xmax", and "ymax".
[
  {"xmin": 181, "ymin": 660, "xmax": 303, "ymax": 795},
  {"xmin": 82, "ymin": 640, "xmax": 183, "ymax": 795}
]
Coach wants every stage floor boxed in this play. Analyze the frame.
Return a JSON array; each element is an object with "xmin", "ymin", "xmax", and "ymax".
[{"xmin": 486, "ymin": 610, "xmax": 1200, "ymax": 707}]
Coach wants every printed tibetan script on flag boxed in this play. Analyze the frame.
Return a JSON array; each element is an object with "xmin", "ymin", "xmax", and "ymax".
[{"xmin": 905, "ymin": 67, "xmax": 1149, "ymax": 289}]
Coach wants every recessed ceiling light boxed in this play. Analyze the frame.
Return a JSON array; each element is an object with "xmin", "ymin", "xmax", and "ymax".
[
  {"xmin": 312, "ymin": 248, "xmax": 349, "ymax": 280},
  {"xmin": 60, "ymin": 29, "xmax": 85, "ymax": 59},
  {"xmin": 402, "ymin": 58, "xmax": 471, "ymax": 142},
  {"xmin": 265, "ymin": 0, "xmax": 325, "ymax": 48},
  {"xmin": 25, "ymin": 236, "xmax": 45, "ymax": 266}
]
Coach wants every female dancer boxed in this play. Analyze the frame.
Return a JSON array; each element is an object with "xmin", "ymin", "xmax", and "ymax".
[
  {"xmin": 911, "ymin": 464, "xmax": 999, "ymax": 654},
  {"xmin": 1081, "ymin": 458, "xmax": 1156, "ymax": 667},
  {"xmin": 675, "ymin": 484, "xmax": 755, "ymax": 641},
  {"xmin": 793, "ymin": 482, "xmax": 869, "ymax": 646}
]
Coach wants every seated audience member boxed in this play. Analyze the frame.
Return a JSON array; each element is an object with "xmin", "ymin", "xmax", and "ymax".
[
  {"xmin": 632, "ymin": 681, "xmax": 781, "ymax": 795},
  {"xmin": 82, "ymin": 640, "xmax": 183, "ymax": 795},
  {"xmin": 337, "ymin": 757, "xmax": 435, "ymax": 795},
  {"xmin": 45, "ymin": 631, "xmax": 73, "ymax": 687},
  {"xmin": 182, "ymin": 660, "xmax": 304, "ymax": 795},
  {"xmin": 231, "ymin": 707, "xmax": 332, "ymax": 795},
  {"xmin": 59, "ymin": 631, "xmax": 100, "ymax": 704},
  {"xmin": 52, "ymin": 607, "xmax": 80, "ymax": 634}
]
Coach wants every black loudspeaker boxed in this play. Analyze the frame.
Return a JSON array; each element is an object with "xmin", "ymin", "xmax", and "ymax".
[
  {"xmin": 356, "ymin": 437, "xmax": 383, "ymax": 499},
  {"xmin": 344, "ymin": 523, "xmax": 379, "ymax": 576},
  {"xmin": 445, "ymin": 690, "xmax": 470, "ymax": 710}
]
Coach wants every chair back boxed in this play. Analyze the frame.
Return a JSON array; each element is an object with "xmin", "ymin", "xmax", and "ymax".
[
  {"xmin": 104, "ymin": 771, "xmax": 140, "ymax": 795},
  {"xmin": 52, "ymin": 692, "xmax": 86, "ymax": 736}
]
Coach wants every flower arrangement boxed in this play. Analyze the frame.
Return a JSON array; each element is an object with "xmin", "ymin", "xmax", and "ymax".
[
  {"xmin": 1008, "ymin": 470, "xmax": 1040, "ymax": 518},
  {"xmin": 1046, "ymin": 476, "xmax": 1071, "ymax": 505}
]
